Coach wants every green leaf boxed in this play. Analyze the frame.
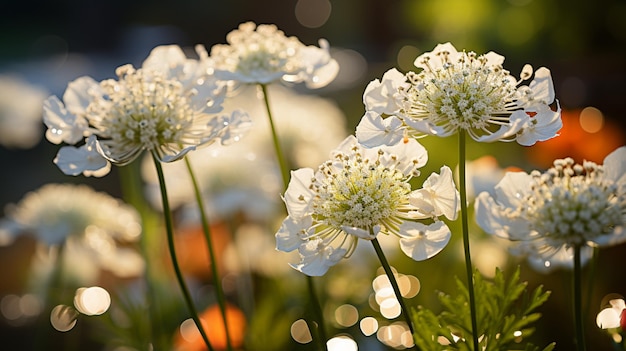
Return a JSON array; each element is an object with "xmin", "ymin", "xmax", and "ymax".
[{"xmin": 410, "ymin": 267, "xmax": 555, "ymax": 351}]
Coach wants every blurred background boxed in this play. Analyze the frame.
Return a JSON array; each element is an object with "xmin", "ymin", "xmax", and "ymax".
[{"xmin": 1, "ymin": 0, "xmax": 625, "ymax": 350}]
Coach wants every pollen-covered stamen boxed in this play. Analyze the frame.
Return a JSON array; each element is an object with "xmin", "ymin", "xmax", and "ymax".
[
  {"xmin": 311, "ymin": 149, "xmax": 411, "ymax": 233},
  {"xmin": 521, "ymin": 158, "xmax": 624, "ymax": 245},
  {"xmin": 402, "ymin": 49, "xmax": 525, "ymax": 140},
  {"xmin": 87, "ymin": 66, "xmax": 197, "ymax": 160}
]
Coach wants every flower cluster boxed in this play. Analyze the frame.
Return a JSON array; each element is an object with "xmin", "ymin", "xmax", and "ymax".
[
  {"xmin": 210, "ymin": 21, "xmax": 339, "ymax": 88},
  {"xmin": 276, "ymin": 135, "xmax": 459, "ymax": 276},
  {"xmin": 0, "ymin": 183, "xmax": 143, "ymax": 279},
  {"xmin": 43, "ymin": 45, "xmax": 251, "ymax": 177},
  {"xmin": 356, "ymin": 42, "xmax": 562, "ymax": 147},
  {"xmin": 475, "ymin": 146, "xmax": 626, "ymax": 267}
]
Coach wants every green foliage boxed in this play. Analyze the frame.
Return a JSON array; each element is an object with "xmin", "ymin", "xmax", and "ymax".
[{"xmin": 411, "ymin": 267, "xmax": 555, "ymax": 351}]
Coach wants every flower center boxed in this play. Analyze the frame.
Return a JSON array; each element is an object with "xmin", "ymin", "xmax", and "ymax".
[
  {"xmin": 235, "ymin": 46, "xmax": 294, "ymax": 76},
  {"xmin": 407, "ymin": 52, "xmax": 517, "ymax": 132},
  {"xmin": 522, "ymin": 158, "xmax": 623, "ymax": 245},
  {"xmin": 91, "ymin": 65, "xmax": 195, "ymax": 152},
  {"xmin": 311, "ymin": 150, "xmax": 410, "ymax": 231}
]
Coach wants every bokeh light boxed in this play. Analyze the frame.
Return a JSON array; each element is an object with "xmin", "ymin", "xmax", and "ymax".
[
  {"xmin": 327, "ymin": 335, "xmax": 358, "ymax": 351},
  {"xmin": 73, "ymin": 286, "xmax": 111, "ymax": 316},
  {"xmin": 295, "ymin": 0, "xmax": 332, "ymax": 29},
  {"xmin": 377, "ymin": 322, "xmax": 413, "ymax": 349},
  {"xmin": 290, "ymin": 319, "xmax": 313, "ymax": 344},
  {"xmin": 579, "ymin": 106, "xmax": 604, "ymax": 133},
  {"xmin": 334, "ymin": 304, "xmax": 359, "ymax": 327},
  {"xmin": 50, "ymin": 304, "xmax": 78, "ymax": 332},
  {"xmin": 359, "ymin": 316, "xmax": 379, "ymax": 336}
]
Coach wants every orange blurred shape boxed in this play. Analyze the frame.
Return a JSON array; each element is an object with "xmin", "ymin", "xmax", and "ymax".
[
  {"xmin": 175, "ymin": 303, "xmax": 247, "ymax": 351},
  {"xmin": 175, "ymin": 222, "xmax": 231, "ymax": 280},
  {"xmin": 526, "ymin": 108, "xmax": 625, "ymax": 168}
]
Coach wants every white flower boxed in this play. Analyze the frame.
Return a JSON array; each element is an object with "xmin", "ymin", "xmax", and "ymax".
[
  {"xmin": 0, "ymin": 183, "xmax": 143, "ymax": 278},
  {"xmin": 0, "ymin": 75, "xmax": 47, "ymax": 148},
  {"xmin": 362, "ymin": 68, "xmax": 408, "ymax": 115},
  {"xmin": 276, "ymin": 136, "xmax": 459, "ymax": 276},
  {"xmin": 597, "ymin": 298, "xmax": 626, "ymax": 329},
  {"xmin": 355, "ymin": 112, "xmax": 405, "ymax": 148},
  {"xmin": 356, "ymin": 42, "xmax": 562, "ymax": 147},
  {"xmin": 408, "ymin": 166, "xmax": 460, "ymax": 220},
  {"xmin": 475, "ymin": 146, "xmax": 626, "ymax": 267},
  {"xmin": 210, "ymin": 21, "xmax": 338, "ymax": 88},
  {"xmin": 43, "ymin": 45, "xmax": 251, "ymax": 177}
]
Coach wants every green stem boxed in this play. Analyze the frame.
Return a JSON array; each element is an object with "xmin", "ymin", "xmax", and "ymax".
[
  {"xmin": 259, "ymin": 83, "xmax": 327, "ymax": 351},
  {"xmin": 260, "ymin": 84, "xmax": 290, "ymax": 186},
  {"xmin": 458, "ymin": 131, "xmax": 479, "ymax": 350},
  {"xmin": 184, "ymin": 156, "xmax": 233, "ymax": 351},
  {"xmin": 574, "ymin": 244, "xmax": 587, "ymax": 351},
  {"xmin": 118, "ymin": 163, "xmax": 163, "ymax": 350},
  {"xmin": 371, "ymin": 236, "xmax": 415, "ymax": 337},
  {"xmin": 152, "ymin": 154, "xmax": 215, "ymax": 351}
]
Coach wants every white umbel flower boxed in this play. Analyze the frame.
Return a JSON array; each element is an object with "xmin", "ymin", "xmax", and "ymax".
[
  {"xmin": 0, "ymin": 183, "xmax": 143, "ymax": 278},
  {"xmin": 475, "ymin": 146, "xmax": 626, "ymax": 266},
  {"xmin": 210, "ymin": 21, "xmax": 339, "ymax": 88},
  {"xmin": 356, "ymin": 42, "xmax": 562, "ymax": 147},
  {"xmin": 43, "ymin": 45, "xmax": 251, "ymax": 177},
  {"xmin": 276, "ymin": 136, "xmax": 459, "ymax": 276}
]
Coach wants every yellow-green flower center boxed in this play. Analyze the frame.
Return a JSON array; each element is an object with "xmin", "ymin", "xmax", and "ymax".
[
  {"xmin": 90, "ymin": 66, "xmax": 194, "ymax": 153},
  {"xmin": 311, "ymin": 151, "xmax": 411, "ymax": 231},
  {"xmin": 522, "ymin": 159, "xmax": 623, "ymax": 245},
  {"xmin": 407, "ymin": 53, "xmax": 517, "ymax": 133}
]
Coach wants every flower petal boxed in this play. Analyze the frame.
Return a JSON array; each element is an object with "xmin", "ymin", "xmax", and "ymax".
[
  {"xmin": 474, "ymin": 191, "xmax": 529, "ymax": 240},
  {"xmin": 528, "ymin": 67, "xmax": 555, "ymax": 105},
  {"xmin": 362, "ymin": 68, "xmax": 406, "ymax": 115},
  {"xmin": 291, "ymin": 239, "xmax": 345, "ymax": 276},
  {"xmin": 398, "ymin": 221, "xmax": 451, "ymax": 261},
  {"xmin": 603, "ymin": 146, "xmax": 626, "ymax": 186},
  {"xmin": 283, "ymin": 168, "xmax": 315, "ymax": 218},
  {"xmin": 355, "ymin": 111, "xmax": 405, "ymax": 148},
  {"xmin": 379, "ymin": 138, "xmax": 428, "ymax": 174},
  {"xmin": 408, "ymin": 166, "xmax": 460, "ymax": 220},
  {"xmin": 54, "ymin": 137, "xmax": 111, "ymax": 177},
  {"xmin": 276, "ymin": 215, "xmax": 312, "ymax": 252},
  {"xmin": 43, "ymin": 96, "xmax": 89, "ymax": 145}
]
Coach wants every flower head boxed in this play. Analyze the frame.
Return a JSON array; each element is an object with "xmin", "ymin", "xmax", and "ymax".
[
  {"xmin": 43, "ymin": 45, "xmax": 251, "ymax": 177},
  {"xmin": 356, "ymin": 42, "xmax": 561, "ymax": 147},
  {"xmin": 475, "ymin": 146, "xmax": 626, "ymax": 267},
  {"xmin": 210, "ymin": 22, "xmax": 338, "ymax": 88},
  {"xmin": 0, "ymin": 183, "xmax": 143, "ymax": 279},
  {"xmin": 276, "ymin": 136, "xmax": 459, "ymax": 276}
]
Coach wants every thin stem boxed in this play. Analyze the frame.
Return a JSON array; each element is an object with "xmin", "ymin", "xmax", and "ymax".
[
  {"xmin": 152, "ymin": 154, "xmax": 215, "ymax": 351},
  {"xmin": 458, "ymin": 131, "xmax": 479, "ymax": 351},
  {"xmin": 574, "ymin": 244, "xmax": 587, "ymax": 351},
  {"xmin": 185, "ymin": 156, "xmax": 233, "ymax": 351},
  {"xmin": 260, "ymin": 84, "xmax": 290, "ymax": 186},
  {"xmin": 259, "ymin": 83, "xmax": 327, "ymax": 351},
  {"xmin": 118, "ymin": 163, "xmax": 162, "ymax": 350},
  {"xmin": 371, "ymin": 236, "xmax": 415, "ymax": 336}
]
